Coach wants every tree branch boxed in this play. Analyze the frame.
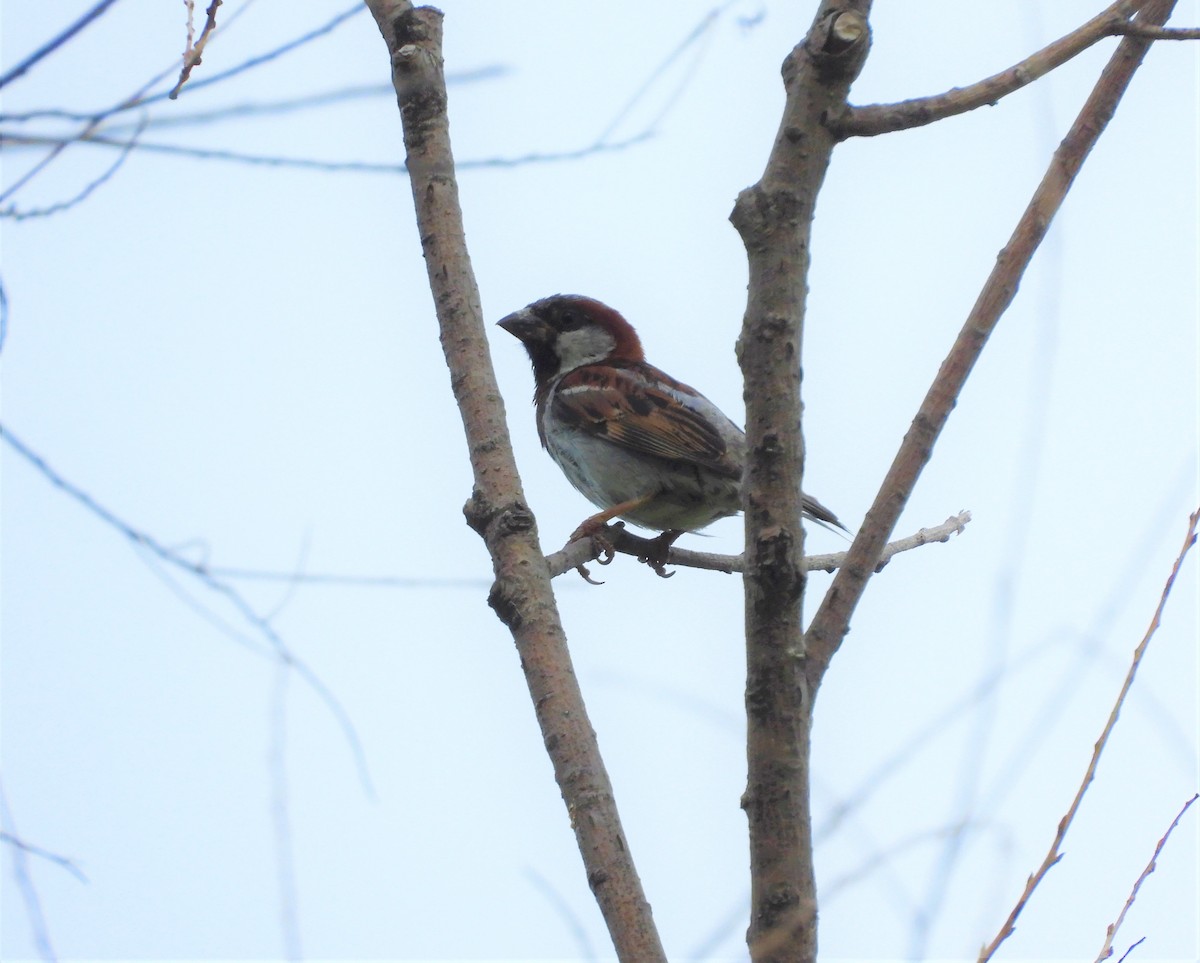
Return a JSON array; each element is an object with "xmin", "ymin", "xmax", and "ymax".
[
  {"xmin": 1111, "ymin": 20, "xmax": 1200, "ymax": 38},
  {"xmin": 361, "ymin": 3, "xmax": 665, "ymax": 960},
  {"xmin": 543, "ymin": 512, "xmax": 971, "ymax": 579},
  {"xmin": 169, "ymin": 0, "xmax": 222, "ymax": 99},
  {"xmin": 728, "ymin": 4, "xmax": 872, "ymax": 961},
  {"xmin": 832, "ymin": 0, "xmax": 1171, "ymax": 138},
  {"xmin": 1093, "ymin": 793, "xmax": 1198, "ymax": 963},
  {"xmin": 804, "ymin": 0, "xmax": 1179, "ymax": 683},
  {"xmin": 979, "ymin": 507, "xmax": 1199, "ymax": 962}
]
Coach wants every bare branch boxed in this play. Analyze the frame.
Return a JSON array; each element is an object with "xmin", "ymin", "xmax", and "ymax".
[
  {"xmin": 833, "ymin": 1, "xmax": 1166, "ymax": 138},
  {"xmin": 0, "ymin": 832, "xmax": 88, "ymax": 884},
  {"xmin": 978, "ymin": 507, "xmax": 1199, "ymax": 963},
  {"xmin": 804, "ymin": 0, "xmax": 1180, "ymax": 683},
  {"xmin": 0, "ymin": 130, "xmax": 651, "ymax": 174},
  {"xmin": 1, "ymin": 114, "xmax": 147, "ymax": 220},
  {"xmin": 0, "ymin": 0, "xmax": 122, "ymax": 91},
  {"xmin": 1094, "ymin": 793, "xmax": 1199, "ymax": 962},
  {"xmin": 544, "ymin": 512, "xmax": 971, "ymax": 579},
  {"xmin": 0, "ymin": 422, "xmax": 373, "ymax": 794},
  {"xmin": 1111, "ymin": 21, "xmax": 1200, "ymax": 38},
  {"xmin": 362, "ymin": 4, "xmax": 665, "ymax": 959},
  {"xmin": 169, "ymin": 0, "xmax": 222, "ymax": 100},
  {"xmin": 728, "ymin": 4, "xmax": 873, "ymax": 960}
]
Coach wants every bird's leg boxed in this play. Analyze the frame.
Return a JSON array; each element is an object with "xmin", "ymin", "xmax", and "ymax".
[{"xmin": 569, "ymin": 494, "xmax": 654, "ymax": 582}]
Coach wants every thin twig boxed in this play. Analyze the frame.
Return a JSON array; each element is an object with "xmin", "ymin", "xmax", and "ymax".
[
  {"xmin": 0, "ymin": 423, "xmax": 374, "ymax": 794},
  {"xmin": 0, "ymin": 2, "xmax": 353, "ymax": 205},
  {"xmin": 0, "ymin": 781, "xmax": 59, "ymax": 960},
  {"xmin": 0, "ymin": 832, "xmax": 88, "ymax": 884},
  {"xmin": 0, "ymin": 130, "xmax": 652, "ymax": 174},
  {"xmin": 0, "ymin": 0, "xmax": 122, "ymax": 91},
  {"xmin": 978, "ymin": 507, "xmax": 1199, "ymax": 962},
  {"xmin": 1094, "ymin": 793, "xmax": 1198, "ymax": 962},
  {"xmin": 544, "ymin": 512, "xmax": 970, "ymax": 579},
  {"xmin": 169, "ymin": 0, "xmax": 222, "ymax": 100},
  {"xmin": 2, "ymin": 113, "xmax": 147, "ymax": 220},
  {"xmin": 0, "ymin": 273, "xmax": 8, "ymax": 354}
]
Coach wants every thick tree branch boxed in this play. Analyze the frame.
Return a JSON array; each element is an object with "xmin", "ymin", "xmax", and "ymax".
[
  {"xmin": 362, "ymin": 4, "xmax": 665, "ymax": 960},
  {"xmin": 805, "ymin": 0, "xmax": 1179, "ymax": 681},
  {"xmin": 832, "ymin": 0, "xmax": 1175, "ymax": 138},
  {"xmin": 729, "ymin": 4, "xmax": 872, "ymax": 962}
]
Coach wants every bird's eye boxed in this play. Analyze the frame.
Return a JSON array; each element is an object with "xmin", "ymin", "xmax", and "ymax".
[{"xmin": 559, "ymin": 310, "xmax": 585, "ymax": 331}]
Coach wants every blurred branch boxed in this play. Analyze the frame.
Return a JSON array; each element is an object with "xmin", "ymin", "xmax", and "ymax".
[
  {"xmin": 1094, "ymin": 793, "xmax": 1198, "ymax": 962},
  {"xmin": 362, "ymin": 3, "xmax": 665, "ymax": 960},
  {"xmin": 0, "ymin": 780, "xmax": 63, "ymax": 960},
  {"xmin": 1, "ymin": 114, "xmax": 147, "ymax": 220},
  {"xmin": 0, "ymin": 274, "xmax": 8, "ymax": 354},
  {"xmin": 0, "ymin": 832, "xmax": 88, "ymax": 885},
  {"xmin": 979, "ymin": 506, "xmax": 1199, "ymax": 962},
  {"xmin": 0, "ymin": 3, "xmax": 362, "ymax": 207},
  {"xmin": 0, "ymin": 422, "xmax": 373, "ymax": 794},
  {"xmin": 0, "ymin": 130, "xmax": 651, "ymax": 175},
  {"xmin": 544, "ymin": 512, "xmax": 971, "ymax": 579},
  {"xmin": 804, "ymin": 0, "xmax": 1180, "ymax": 682},
  {"xmin": 0, "ymin": 72, "xmax": 506, "ymax": 126},
  {"xmin": 169, "ymin": 0, "xmax": 222, "ymax": 100},
  {"xmin": 833, "ymin": 0, "xmax": 1195, "ymax": 137},
  {"xmin": 0, "ymin": 0, "xmax": 122, "ymax": 91}
]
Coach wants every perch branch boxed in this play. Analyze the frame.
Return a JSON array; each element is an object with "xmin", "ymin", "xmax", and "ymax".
[
  {"xmin": 361, "ymin": 3, "xmax": 665, "ymax": 960},
  {"xmin": 804, "ymin": 0, "xmax": 1179, "ymax": 682},
  {"xmin": 978, "ymin": 507, "xmax": 1199, "ymax": 963},
  {"xmin": 831, "ymin": 0, "xmax": 1193, "ymax": 137},
  {"xmin": 544, "ymin": 512, "xmax": 971, "ymax": 579}
]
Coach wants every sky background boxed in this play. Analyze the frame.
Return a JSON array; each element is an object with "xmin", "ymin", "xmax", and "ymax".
[{"xmin": 1, "ymin": 2, "xmax": 1197, "ymax": 961}]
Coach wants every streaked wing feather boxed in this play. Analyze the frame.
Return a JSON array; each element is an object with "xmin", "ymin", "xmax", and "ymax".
[{"xmin": 551, "ymin": 365, "xmax": 739, "ymax": 477}]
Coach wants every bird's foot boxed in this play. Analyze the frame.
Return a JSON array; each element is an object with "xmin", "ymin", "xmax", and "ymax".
[
  {"xmin": 634, "ymin": 529, "xmax": 682, "ymax": 579},
  {"xmin": 569, "ymin": 519, "xmax": 622, "ymax": 584}
]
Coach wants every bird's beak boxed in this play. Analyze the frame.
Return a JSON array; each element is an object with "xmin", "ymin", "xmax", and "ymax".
[{"xmin": 497, "ymin": 309, "xmax": 548, "ymax": 344}]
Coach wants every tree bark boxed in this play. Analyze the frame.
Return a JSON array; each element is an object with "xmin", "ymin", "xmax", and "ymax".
[
  {"xmin": 363, "ymin": 4, "xmax": 665, "ymax": 960},
  {"xmin": 731, "ymin": 6, "xmax": 872, "ymax": 962}
]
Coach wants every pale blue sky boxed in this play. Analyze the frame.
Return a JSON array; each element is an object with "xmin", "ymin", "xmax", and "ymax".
[{"xmin": 2, "ymin": 2, "xmax": 1197, "ymax": 960}]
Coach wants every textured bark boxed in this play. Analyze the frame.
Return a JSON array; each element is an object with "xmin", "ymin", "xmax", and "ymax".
[
  {"xmin": 363, "ymin": 4, "xmax": 665, "ymax": 960},
  {"xmin": 730, "ymin": 6, "xmax": 872, "ymax": 963}
]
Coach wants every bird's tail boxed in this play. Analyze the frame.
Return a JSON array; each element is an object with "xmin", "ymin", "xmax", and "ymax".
[{"xmin": 802, "ymin": 493, "xmax": 851, "ymax": 536}]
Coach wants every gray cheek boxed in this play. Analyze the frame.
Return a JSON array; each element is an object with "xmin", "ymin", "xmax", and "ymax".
[{"xmin": 554, "ymin": 328, "xmax": 616, "ymax": 370}]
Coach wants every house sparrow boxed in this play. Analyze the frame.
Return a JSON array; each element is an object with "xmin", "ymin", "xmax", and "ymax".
[{"xmin": 499, "ymin": 295, "xmax": 847, "ymax": 572}]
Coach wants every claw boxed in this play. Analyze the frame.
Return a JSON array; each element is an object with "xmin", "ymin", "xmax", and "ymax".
[{"xmin": 575, "ymin": 563, "xmax": 605, "ymax": 585}]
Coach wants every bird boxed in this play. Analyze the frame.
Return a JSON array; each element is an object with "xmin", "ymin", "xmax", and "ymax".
[{"xmin": 498, "ymin": 294, "xmax": 847, "ymax": 572}]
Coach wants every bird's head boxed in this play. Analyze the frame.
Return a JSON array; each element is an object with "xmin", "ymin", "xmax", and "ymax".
[{"xmin": 498, "ymin": 295, "xmax": 644, "ymax": 388}]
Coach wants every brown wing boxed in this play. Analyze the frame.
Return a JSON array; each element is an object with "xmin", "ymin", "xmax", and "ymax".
[{"xmin": 549, "ymin": 363, "xmax": 741, "ymax": 478}]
